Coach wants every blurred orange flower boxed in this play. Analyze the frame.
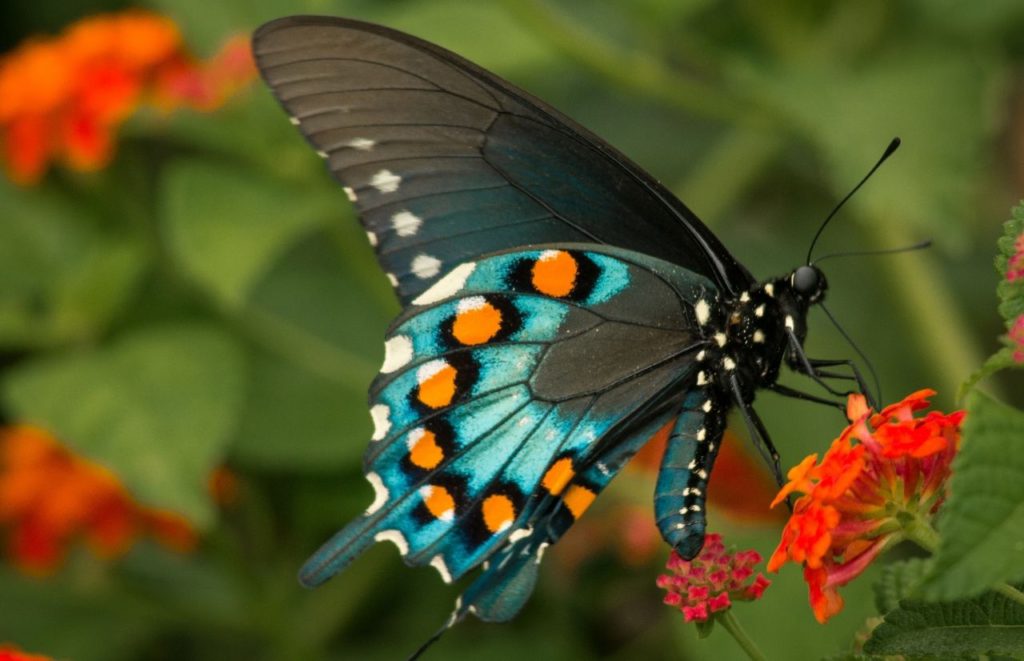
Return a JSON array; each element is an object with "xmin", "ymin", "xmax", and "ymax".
[
  {"xmin": 0, "ymin": 10, "xmax": 255, "ymax": 184},
  {"xmin": 0, "ymin": 425, "xmax": 198, "ymax": 574},
  {"xmin": 767, "ymin": 390, "xmax": 963, "ymax": 623},
  {"xmin": 0, "ymin": 644, "xmax": 52, "ymax": 661}
]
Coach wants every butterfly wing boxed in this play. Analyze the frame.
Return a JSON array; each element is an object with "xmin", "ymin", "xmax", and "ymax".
[
  {"xmin": 298, "ymin": 246, "xmax": 716, "ymax": 608},
  {"xmin": 251, "ymin": 16, "xmax": 755, "ymax": 305}
]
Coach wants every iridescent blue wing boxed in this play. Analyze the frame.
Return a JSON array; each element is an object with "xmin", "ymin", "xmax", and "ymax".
[
  {"xmin": 251, "ymin": 16, "xmax": 755, "ymax": 306},
  {"xmin": 298, "ymin": 246, "xmax": 716, "ymax": 615}
]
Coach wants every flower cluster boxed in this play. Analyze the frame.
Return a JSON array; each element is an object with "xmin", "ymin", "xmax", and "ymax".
[
  {"xmin": 657, "ymin": 533, "xmax": 771, "ymax": 623},
  {"xmin": 0, "ymin": 645, "xmax": 51, "ymax": 661},
  {"xmin": 0, "ymin": 425, "xmax": 197, "ymax": 574},
  {"xmin": 767, "ymin": 390, "xmax": 964, "ymax": 623},
  {"xmin": 0, "ymin": 10, "xmax": 254, "ymax": 184}
]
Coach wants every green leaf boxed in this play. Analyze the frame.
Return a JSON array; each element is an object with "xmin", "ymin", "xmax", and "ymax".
[
  {"xmin": 240, "ymin": 231, "xmax": 392, "ymax": 388},
  {"xmin": 0, "ymin": 181, "xmax": 147, "ymax": 349},
  {"xmin": 863, "ymin": 586, "xmax": 1024, "ymax": 657},
  {"xmin": 919, "ymin": 391, "xmax": 1024, "ymax": 600},
  {"xmin": 731, "ymin": 36, "xmax": 1003, "ymax": 244},
  {"xmin": 995, "ymin": 203, "xmax": 1024, "ymax": 326},
  {"xmin": 161, "ymin": 159, "xmax": 336, "ymax": 308},
  {"xmin": 874, "ymin": 558, "xmax": 933, "ymax": 614},
  {"xmin": 959, "ymin": 347, "xmax": 1018, "ymax": 400},
  {"xmin": 230, "ymin": 348, "xmax": 370, "ymax": 471},
  {"xmin": 0, "ymin": 323, "xmax": 245, "ymax": 527}
]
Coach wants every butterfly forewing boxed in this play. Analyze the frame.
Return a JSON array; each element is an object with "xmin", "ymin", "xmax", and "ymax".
[{"xmin": 252, "ymin": 16, "xmax": 755, "ymax": 305}]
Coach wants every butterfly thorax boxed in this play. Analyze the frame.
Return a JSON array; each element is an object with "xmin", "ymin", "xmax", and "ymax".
[{"xmin": 695, "ymin": 266, "xmax": 827, "ymax": 402}]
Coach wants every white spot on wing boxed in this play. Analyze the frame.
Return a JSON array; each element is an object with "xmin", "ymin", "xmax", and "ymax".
[
  {"xmin": 381, "ymin": 335, "xmax": 413, "ymax": 373},
  {"xmin": 411, "ymin": 254, "xmax": 442, "ymax": 279},
  {"xmin": 412, "ymin": 262, "xmax": 476, "ymax": 305},
  {"xmin": 374, "ymin": 529, "xmax": 408, "ymax": 555},
  {"xmin": 370, "ymin": 404, "xmax": 391, "ymax": 441},
  {"xmin": 697, "ymin": 371, "xmax": 707, "ymax": 386},
  {"xmin": 364, "ymin": 472, "xmax": 388, "ymax": 515},
  {"xmin": 371, "ymin": 169, "xmax": 401, "ymax": 193},
  {"xmin": 391, "ymin": 210, "xmax": 423, "ymax": 237},
  {"xmin": 695, "ymin": 299, "xmax": 710, "ymax": 325},
  {"xmin": 430, "ymin": 554, "xmax": 453, "ymax": 583},
  {"xmin": 697, "ymin": 428, "xmax": 706, "ymax": 441},
  {"xmin": 316, "ymin": 150, "xmax": 329, "ymax": 159},
  {"xmin": 406, "ymin": 427, "xmax": 426, "ymax": 450},
  {"xmin": 386, "ymin": 273, "xmax": 399, "ymax": 287},
  {"xmin": 417, "ymin": 359, "xmax": 449, "ymax": 384},
  {"xmin": 347, "ymin": 137, "xmax": 375, "ymax": 151},
  {"xmin": 535, "ymin": 542, "xmax": 550, "ymax": 563},
  {"xmin": 702, "ymin": 399, "xmax": 713, "ymax": 412},
  {"xmin": 343, "ymin": 186, "xmax": 357, "ymax": 202},
  {"xmin": 289, "ymin": 116, "xmax": 300, "ymax": 125},
  {"xmin": 457, "ymin": 296, "xmax": 487, "ymax": 313},
  {"xmin": 509, "ymin": 527, "xmax": 533, "ymax": 543},
  {"xmin": 366, "ymin": 231, "xmax": 378, "ymax": 247}
]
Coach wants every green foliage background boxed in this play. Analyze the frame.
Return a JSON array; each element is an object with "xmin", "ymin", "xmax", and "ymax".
[{"xmin": 1, "ymin": 0, "xmax": 1022, "ymax": 659}]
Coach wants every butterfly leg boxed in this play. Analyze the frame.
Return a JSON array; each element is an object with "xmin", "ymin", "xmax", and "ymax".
[
  {"xmin": 768, "ymin": 382, "xmax": 845, "ymax": 412},
  {"xmin": 654, "ymin": 389, "xmax": 728, "ymax": 559},
  {"xmin": 807, "ymin": 357, "xmax": 877, "ymax": 408},
  {"xmin": 784, "ymin": 332, "xmax": 865, "ymax": 402}
]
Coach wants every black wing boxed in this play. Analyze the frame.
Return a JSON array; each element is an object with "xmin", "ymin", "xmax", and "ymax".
[{"xmin": 252, "ymin": 16, "xmax": 754, "ymax": 305}]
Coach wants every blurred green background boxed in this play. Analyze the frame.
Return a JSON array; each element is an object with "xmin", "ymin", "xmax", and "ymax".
[{"xmin": 1, "ymin": 0, "xmax": 1022, "ymax": 659}]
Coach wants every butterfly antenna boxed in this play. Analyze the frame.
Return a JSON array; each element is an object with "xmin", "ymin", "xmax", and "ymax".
[
  {"xmin": 806, "ymin": 137, "xmax": 901, "ymax": 264},
  {"xmin": 819, "ymin": 302, "xmax": 882, "ymax": 406},
  {"xmin": 812, "ymin": 239, "xmax": 932, "ymax": 265},
  {"xmin": 407, "ymin": 607, "xmax": 463, "ymax": 660}
]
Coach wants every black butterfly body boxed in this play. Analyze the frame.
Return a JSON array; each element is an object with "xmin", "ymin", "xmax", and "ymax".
[{"xmin": 252, "ymin": 16, "xmax": 838, "ymax": 627}]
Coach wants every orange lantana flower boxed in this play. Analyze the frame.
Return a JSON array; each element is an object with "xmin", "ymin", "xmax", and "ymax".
[
  {"xmin": 0, "ymin": 425, "xmax": 198, "ymax": 574},
  {"xmin": 0, "ymin": 644, "xmax": 52, "ymax": 661},
  {"xmin": 767, "ymin": 390, "xmax": 963, "ymax": 623},
  {"xmin": 0, "ymin": 10, "xmax": 255, "ymax": 184}
]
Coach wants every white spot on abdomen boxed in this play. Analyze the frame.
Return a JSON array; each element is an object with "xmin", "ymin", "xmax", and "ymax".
[
  {"xmin": 381, "ymin": 335, "xmax": 413, "ymax": 373},
  {"xmin": 413, "ymin": 262, "xmax": 477, "ymax": 305}
]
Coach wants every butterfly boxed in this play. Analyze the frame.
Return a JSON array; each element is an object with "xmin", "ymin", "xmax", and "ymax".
[{"xmin": 252, "ymin": 15, "xmax": 879, "ymax": 636}]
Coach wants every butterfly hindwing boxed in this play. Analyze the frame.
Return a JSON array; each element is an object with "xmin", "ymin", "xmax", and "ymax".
[
  {"xmin": 298, "ymin": 246, "xmax": 717, "ymax": 599},
  {"xmin": 252, "ymin": 16, "xmax": 755, "ymax": 305}
]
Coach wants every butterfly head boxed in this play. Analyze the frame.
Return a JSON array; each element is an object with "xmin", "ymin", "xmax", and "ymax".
[{"xmin": 790, "ymin": 265, "xmax": 827, "ymax": 305}]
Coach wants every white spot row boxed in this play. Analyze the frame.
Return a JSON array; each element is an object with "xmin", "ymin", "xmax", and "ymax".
[
  {"xmin": 392, "ymin": 210, "xmax": 423, "ymax": 237},
  {"xmin": 371, "ymin": 169, "xmax": 401, "ymax": 193},
  {"xmin": 364, "ymin": 472, "xmax": 388, "ymax": 515},
  {"xmin": 411, "ymin": 254, "xmax": 442, "ymax": 279},
  {"xmin": 374, "ymin": 529, "xmax": 408, "ymax": 555},
  {"xmin": 413, "ymin": 262, "xmax": 477, "ymax": 305},
  {"xmin": 370, "ymin": 404, "xmax": 390, "ymax": 441},
  {"xmin": 381, "ymin": 335, "xmax": 413, "ymax": 373}
]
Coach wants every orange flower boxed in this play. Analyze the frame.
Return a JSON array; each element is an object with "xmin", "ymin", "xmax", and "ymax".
[
  {"xmin": 0, "ymin": 644, "xmax": 52, "ymax": 661},
  {"xmin": 768, "ymin": 390, "xmax": 963, "ymax": 623},
  {"xmin": 0, "ymin": 425, "xmax": 199, "ymax": 574},
  {"xmin": 0, "ymin": 10, "xmax": 255, "ymax": 184}
]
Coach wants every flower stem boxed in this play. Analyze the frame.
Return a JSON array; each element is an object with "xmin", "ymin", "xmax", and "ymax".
[
  {"xmin": 717, "ymin": 610, "xmax": 769, "ymax": 661},
  {"xmin": 902, "ymin": 512, "xmax": 940, "ymax": 553},
  {"xmin": 995, "ymin": 582, "xmax": 1024, "ymax": 607}
]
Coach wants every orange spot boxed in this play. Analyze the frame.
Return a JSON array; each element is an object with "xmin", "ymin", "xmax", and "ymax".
[
  {"xmin": 423, "ymin": 485, "xmax": 455, "ymax": 520},
  {"xmin": 531, "ymin": 251, "xmax": 577, "ymax": 297},
  {"xmin": 409, "ymin": 429, "xmax": 444, "ymax": 469},
  {"xmin": 563, "ymin": 485, "xmax": 596, "ymax": 519},
  {"xmin": 452, "ymin": 300, "xmax": 502, "ymax": 345},
  {"xmin": 541, "ymin": 457, "xmax": 575, "ymax": 495},
  {"xmin": 481, "ymin": 494, "xmax": 515, "ymax": 533},
  {"xmin": 418, "ymin": 363, "xmax": 458, "ymax": 409}
]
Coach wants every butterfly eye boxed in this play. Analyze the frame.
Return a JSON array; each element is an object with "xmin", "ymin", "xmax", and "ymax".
[{"xmin": 792, "ymin": 265, "xmax": 824, "ymax": 299}]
